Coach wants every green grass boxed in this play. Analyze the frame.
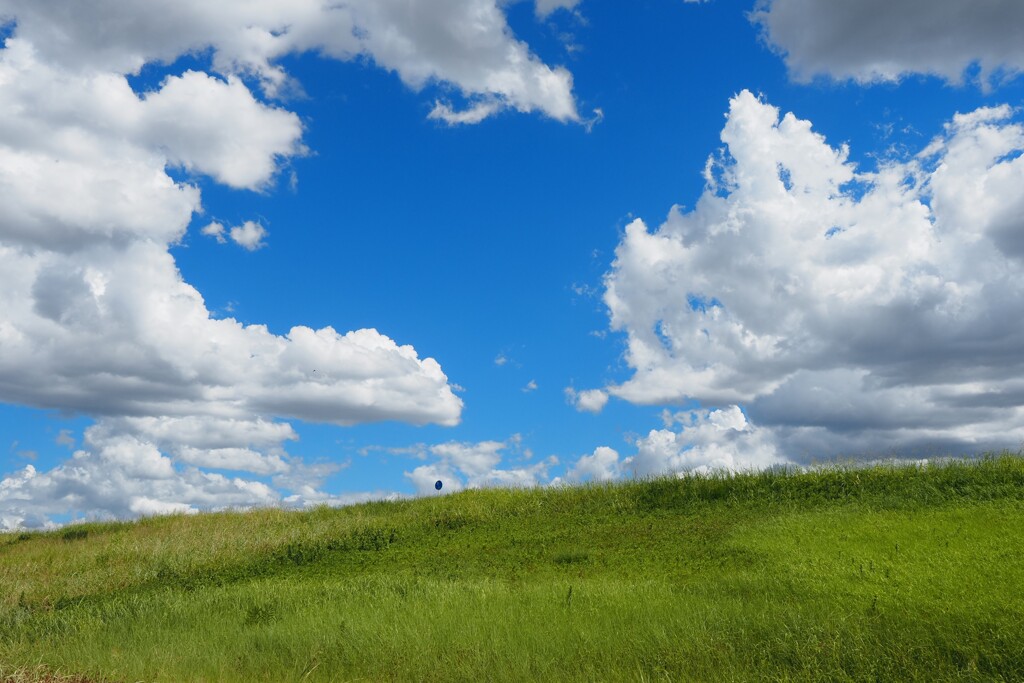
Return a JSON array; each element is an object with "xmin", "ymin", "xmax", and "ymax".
[{"xmin": 3, "ymin": 454, "xmax": 1024, "ymax": 681}]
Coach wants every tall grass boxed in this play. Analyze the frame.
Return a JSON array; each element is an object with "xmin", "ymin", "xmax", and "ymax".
[{"xmin": 2, "ymin": 453, "xmax": 1024, "ymax": 681}]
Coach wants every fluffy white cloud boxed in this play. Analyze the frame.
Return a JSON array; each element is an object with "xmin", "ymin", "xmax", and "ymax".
[
  {"xmin": 753, "ymin": 0, "xmax": 1024, "ymax": 87},
  {"xmin": 406, "ymin": 462, "xmax": 464, "ymax": 497},
  {"xmin": 228, "ymin": 221, "xmax": 268, "ymax": 251},
  {"xmin": 200, "ymin": 222, "xmax": 228, "ymax": 243},
  {"xmin": 1, "ymin": 240, "xmax": 463, "ymax": 427},
  {"xmin": 404, "ymin": 437, "xmax": 556, "ymax": 494},
  {"xmin": 0, "ymin": 414, "xmax": 368, "ymax": 530},
  {"xmin": 596, "ymin": 90, "xmax": 1024, "ymax": 459},
  {"xmin": 0, "ymin": 46, "xmax": 201, "ymax": 251},
  {"xmin": 566, "ymin": 446, "xmax": 621, "ymax": 482},
  {"xmin": 175, "ymin": 448, "xmax": 290, "ymax": 476},
  {"xmin": 0, "ymin": 431, "xmax": 279, "ymax": 530},
  {"xmin": 627, "ymin": 407, "xmax": 786, "ymax": 477},
  {"xmin": 429, "ymin": 440, "xmax": 506, "ymax": 477},
  {"xmin": 565, "ymin": 387, "xmax": 609, "ymax": 413},
  {"xmin": 0, "ymin": 411, "xmax": 355, "ymax": 530},
  {"xmin": 92, "ymin": 416, "xmax": 298, "ymax": 452},
  {"xmin": 140, "ymin": 71, "xmax": 305, "ymax": 189},
  {"xmin": 0, "ymin": 0, "xmax": 578, "ymax": 123},
  {"xmin": 203, "ymin": 220, "xmax": 271, "ymax": 250},
  {"xmin": 471, "ymin": 463, "xmax": 554, "ymax": 489}
]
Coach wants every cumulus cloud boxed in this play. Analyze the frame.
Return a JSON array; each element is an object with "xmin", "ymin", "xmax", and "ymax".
[
  {"xmin": 404, "ymin": 437, "xmax": 556, "ymax": 495},
  {"xmin": 596, "ymin": 90, "xmax": 1024, "ymax": 460},
  {"xmin": 627, "ymin": 406, "xmax": 786, "ymax": 477},
  {"xmin": 559, "ymin": 407, "xmax": 787, "ymax": 483},
  {"xmin": 430, "ymin": 440, "xmax": 506, "ymax": 478},
  {"xmin": 229, "ymin": 221, "xmax": 268, "ymax": 251},
  {"xmin": 1, "ymin": 239, "xmax": 463, "ymax": 426},
  {"xmin": 0, "ymin": 0, "xmax": 579, "ymax": 123},
  {"xmin": 203, "ymin": 220, "xmax": 271, "ymax": 250},
  {"xmin": 0, "ymin": 0, "xmax": 588, "ymax": 527},
  {"xmin": 139, "ymin": 71, "xmax": 306, "ymax": 189},
  {"xmin": 565, "ymin": 387, "xmax": 608, "ymax": 413},
  {"xmin": 0, "ymin": 421, "xmax": 286, "ymax": 530},
  {"xmin": 200, "ymin": 222, "xmax": 227, "ymax": 243},
  {"xmin": 753, "ymin": 0, "xmax": 1024, "ymax": 87},
  {"xmin": 565, "ymin": 446, "xmax": 621, "ymax": 482},
  {"xmin": 0, "ymin": 412, "xmax": 368, "ymax": 530}
]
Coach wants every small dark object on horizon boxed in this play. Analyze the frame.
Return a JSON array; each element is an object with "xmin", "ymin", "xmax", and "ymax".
[{"xmin": 435, "ymin": 480, "xmax": 443, "ymax": 491}]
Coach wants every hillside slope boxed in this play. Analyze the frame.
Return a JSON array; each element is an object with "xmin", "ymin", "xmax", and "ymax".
[{"xmin": 3, "ymin": 455, "xmax": 1024, "ymax": 682}]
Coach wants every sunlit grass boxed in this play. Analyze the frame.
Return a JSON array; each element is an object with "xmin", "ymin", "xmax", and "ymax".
[{"xmin": 3, "ymin": 454, "xmax": 1024, "ymax": 681}]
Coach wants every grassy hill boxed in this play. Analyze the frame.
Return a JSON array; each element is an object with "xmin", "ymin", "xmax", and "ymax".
[{"xmin": 3, "ymin": 454, "xmax": 1024, "ymax": 682}]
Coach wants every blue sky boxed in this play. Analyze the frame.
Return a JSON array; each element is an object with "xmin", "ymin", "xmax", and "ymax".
[{"xmin": 2, "ymin": 0, "xmax": 1024, "ymax": 527}]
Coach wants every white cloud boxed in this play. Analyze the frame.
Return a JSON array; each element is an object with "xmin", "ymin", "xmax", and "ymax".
[
  {"xmin": 0, "ymin": 48, "xmax": 202, "ymax": 252},
  {"xmin": 139, "ymin": 71, "xmax": 305, "ymax": 190},
  {"xmin": 535, "ymin": 0, "xmax": 581, "ymax": 19},
  {"xmin": 753, "ymin": 0, "xmax": 1024, "ymax": 87},
  {"xmin": 0, "ymin": 415, "xmax": 358, "ymax": 530},
  {"xmin": 566, "ymin": 446, "xmax": 621, "ymax": 482},
  {"xmin": 282, "ymin": 489, "xmax": 400, "ymax": 509},
  {"xmin": 204, "ymin": 219, "xmax": 271, "ymax": 250},
  {"xmin": 429, "ymin": 100, "xmax": 502, "ymax": 126},
  {"xmin": 200, "ymin": 221, "xmax": 227, "ymax": 243},
  {"xmin": 430, "ymin": 440, "xmax": 506, "ymax": 477},
  {"xmin": 229, "ymin": 221, "xmax": 268, "ymax": 251},
  {"xmin": 95, "ymin": 434, "xmax": 176, "ymax": 479},
  {"xmin": 1, "ymin": 240, "xmax": 463, "ymax": 427},
  {"xmin": 404, "ymin": 436, "xmax": 556, "ymax": 494},
  {"xmin": 565, "ymin": 387, "xmax": 608, "ymax": 413},
  {"xmin": 128, "ymin": 497, "xmax": 195, "ymax": 518},
  {"xmin": 626, "ymin": 406, "xmax": 787, "ymax": 477},
  {"xmin": 523, "ymin": 379, "xmax": 538, "ymax": 392},
  {"xmin": 0, "ymin": 444, "xmax": 276, "ymax": 531},
  {"xmin": 471, "ymin": 462, "xmax": 555, "ymax": 489},
  {"xmin": 92, "ymin": 416, "xmax": 298, "ymax": 452},
  {"xmin": 0, "ymin": 0, "xmax": 579, "ymax": 123},
  {"xmin": 406, "ymin": 463, "xmax": 462, "ymax": 496},
  {"xmin": 175, "ymin": 447, "xmax": 290, "ymax": 475},
  {"xmin": 596, "ymin": 90, "xmax": 1024, "ymax": 459}
]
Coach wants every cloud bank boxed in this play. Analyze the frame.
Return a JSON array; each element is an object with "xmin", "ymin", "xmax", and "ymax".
[
  {"xmin": 753, "ymin": 0, "xmax": 1024, "ymax": 87},
  {"xmin": 0, "ymin": 0, "xmax": 579, "ymax": 122},
  {"xmin": 595, "ymin": 90, "xmax": 1024, "ymax": 462}
]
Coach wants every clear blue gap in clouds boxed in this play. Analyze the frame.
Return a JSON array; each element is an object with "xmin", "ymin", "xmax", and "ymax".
[
  {"xmin": 1, "ymin": 0, "xmax": 1023, "ymax": 508},
  {"xmin": 0, "ymin": 406, "xmax": 92, "ymax": 483}
]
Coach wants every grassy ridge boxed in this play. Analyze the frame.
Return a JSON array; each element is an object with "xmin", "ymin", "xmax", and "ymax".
[{"xmin": 2, "ymin": 454, "xmax": 1024, "ymax": 681}]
